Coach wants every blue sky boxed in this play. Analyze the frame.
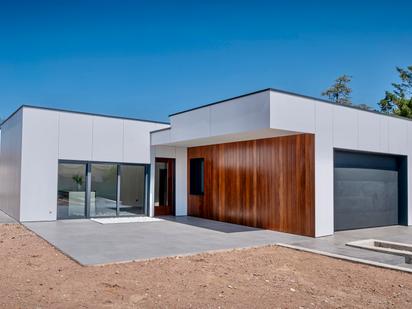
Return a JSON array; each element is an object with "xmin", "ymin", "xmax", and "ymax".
[{"xmin": 0, "ymin": 0, "xmax": 411, "ymax": 122}]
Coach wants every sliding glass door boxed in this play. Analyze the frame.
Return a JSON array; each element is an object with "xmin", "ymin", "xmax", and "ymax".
[
  {"xmin": 119, "ymin": 165, "xmax": 146, "ymax": 216},
  {"xmin": 90, "ymin": 164, "xmax": 118, "ymax": 217},
  {"xmin": 57, "ymin": 163, "xmax": 87, "ymax": 219},
  {"xmin": 57, "ymin": 161, "xmax": 148, "ymax": 219}
]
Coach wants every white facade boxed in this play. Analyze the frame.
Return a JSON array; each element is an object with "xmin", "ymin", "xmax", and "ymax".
[
  {"xmin": 1, "ymin": 89, "xmax": 411, "ymax": 237},
  {"xmin": 152, "ymin": 89, "xmax": 412, "ymax": 237},
  {"xmin": 0, "ymin": 110, "xmax": 23, "ymax": 220},
  {"xmin": 0, "ymin": 106, "xmax": 169, "ymax": 221}
]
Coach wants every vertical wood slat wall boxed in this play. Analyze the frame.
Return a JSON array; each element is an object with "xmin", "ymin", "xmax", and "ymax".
[{"xmin": 187, "ymin": 134, "xmax": 315, "ymax": 237}]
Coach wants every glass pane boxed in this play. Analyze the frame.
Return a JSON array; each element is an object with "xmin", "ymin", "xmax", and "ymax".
[
  {"xmin": 57, "ymin": 163, "xmax": 87, "ymax": 219},
  {"xmin": 119, "ymin": 165, "xmax": 146, "ymax": 216},
  {"xmin": 190, "ymin": 158, "xmax": 204, "ymax": 195},
  {"xmin": 90, "ymin": 164, "xmax": 117, "ymax": 217},
  {"xmin": 155, "ymin": 162, "xmax": 168, "ymax": 207}
]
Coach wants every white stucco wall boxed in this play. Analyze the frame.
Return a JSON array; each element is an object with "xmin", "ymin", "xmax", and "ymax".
[
  {"xmin": 18, "ymin": 107, "xmax": 168, "ymax": 222},
  {"xmin": 0, "ymin": 110, "xmax": 23, "ymax": 220},
  {"xmin": 169, "ymin": 91, "xmax": 271, "ymax": 144},
  {"xmin": 20, "ymin": 108, "xmax": 59, "ymax": 221}
]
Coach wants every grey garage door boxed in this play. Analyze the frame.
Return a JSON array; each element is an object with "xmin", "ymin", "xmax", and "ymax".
[{"xmin": 334, "ymin": 150, "xmax": 407, "ymax": 231}]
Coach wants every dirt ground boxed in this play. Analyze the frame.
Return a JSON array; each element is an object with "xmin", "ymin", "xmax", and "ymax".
[{"xmin": 1, "ymin": 224, "xmax": 412, "ymax": 309}]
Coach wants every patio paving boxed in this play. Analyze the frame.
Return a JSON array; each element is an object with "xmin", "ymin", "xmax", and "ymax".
[
  {"xmin": 287, "ymin": 225, "xmax": 412, "ymax": 271},
  {"xmin": 23, "ymin": 216, "xmax": 412, "ymax": 271},
  {"xmin": 23, "ymin": 216, "xmax": 308, "ymax": 265}
]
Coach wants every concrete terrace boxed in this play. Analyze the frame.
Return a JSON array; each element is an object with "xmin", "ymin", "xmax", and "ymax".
[
  {"xmin": 24, "ymin": 216, "xmax": 308, "ymax": 265},
  {"xmin": 23, "ymin": 216, "xmax": 412, "ymax": 271}
]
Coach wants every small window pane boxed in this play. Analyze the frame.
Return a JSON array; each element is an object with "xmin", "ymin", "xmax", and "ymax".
[
  {"xmin": 155, "ymin": 162, "xmax": 168, "ymax": 206},
  {"xmin": 190, "ymin": 158, "xmax": 204, "ymax": 195}
]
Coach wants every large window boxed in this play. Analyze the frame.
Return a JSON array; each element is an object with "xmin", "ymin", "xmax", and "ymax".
[
  {"xmin": 57, "ymin": 161, "xmax": 148, "ymax": 219},
  {"xmin": 119, "ymin": 165, "xmax": 146, "ymax": 216},
  {"xmin": 90, "ymin": 164, "xmax": 118, "ymax": 217},
  {"xmin": 57, "ymin": 163, "xmax": 87, "ymax": 219}
]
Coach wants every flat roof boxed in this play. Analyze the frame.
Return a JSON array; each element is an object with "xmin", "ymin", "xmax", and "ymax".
[
  {"xmin": 168, "ymin": 87, "xmax": 410, "ymax": 122},
  {"xmin": 150, "ymin": 127, "xmax": 172, "ymax": 134},
  {"xmin": 0, "ymin": 105, "xmax": 170, "ymax": 128},
  {"xmin": 2, "ymin": 88, "xmax": 410, "ymax": 130}
]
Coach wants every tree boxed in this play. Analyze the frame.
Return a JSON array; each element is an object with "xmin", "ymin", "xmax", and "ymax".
[
  {"xmin": 322, "ymin": 75, "xmax": 352, "ymax": 105},
  {"xmin": 357, "ymin": 104, "xmax": 373, "ymax": 111},
  {"xmin": 379, "ymin": 66, "xmax": 412, "ymax": 118}
]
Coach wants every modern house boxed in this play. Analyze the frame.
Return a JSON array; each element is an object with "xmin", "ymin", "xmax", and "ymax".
[{"xmin": 1, "ymin": 88, "xmax": 411, "ymax": 237}]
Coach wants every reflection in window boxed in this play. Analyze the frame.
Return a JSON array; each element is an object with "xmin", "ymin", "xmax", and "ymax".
[
  {"xmin": 90, "ymin": 164, "xmax": 118, "ymax": 217},
  {"xmin": 57, "ymin": 163, "xmax": 87, "ymax": 219},
  {"xmin": 57, "ymin": 162, "xmax": 148, "ymax": 219},
  {"xmin": 155, "ymin": 162, "xmax": 168, "ymax": 206},
  {"xmin": 119, "ymin": 165, "xmax": 146, "ymax": 216}
]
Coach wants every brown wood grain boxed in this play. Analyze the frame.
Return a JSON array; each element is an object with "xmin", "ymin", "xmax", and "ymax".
[{"xmin": 187, "ymin": 134, "xmax": 315, "ymax": 236}]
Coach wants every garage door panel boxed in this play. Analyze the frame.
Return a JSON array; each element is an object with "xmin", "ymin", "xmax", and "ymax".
[
  {"xmin": 334, "ymin": 151, "xmax": 404, "ymax": 231},
  {"xmin": 335, "ymin": 169, "xmax": 397, "ymax": 196}
]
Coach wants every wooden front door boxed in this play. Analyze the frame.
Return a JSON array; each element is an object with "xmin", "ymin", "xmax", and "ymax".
[{"xmin": 154, "ymin": 158, "xmax": 175, "ymax": 216}]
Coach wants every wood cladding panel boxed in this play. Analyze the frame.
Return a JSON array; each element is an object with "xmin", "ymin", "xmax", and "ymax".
[{"xmin": 187, "ymin": 134, "xmax": 315, "ymax": 236}]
